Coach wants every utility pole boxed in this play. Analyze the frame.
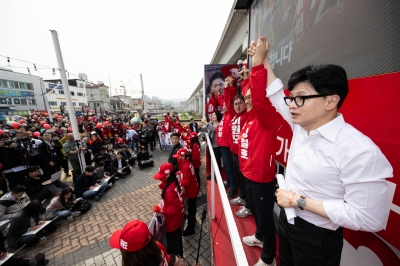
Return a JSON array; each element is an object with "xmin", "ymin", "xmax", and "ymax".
[
  {"xmin": 50, "ymin": 30, "xmax": 86, "ymax": 172},
  {"xmin": 140, "ymin": 74, "xmax": 144, "ymax": 112}
]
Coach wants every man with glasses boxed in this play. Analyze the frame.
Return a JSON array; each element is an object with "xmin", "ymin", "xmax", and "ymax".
[
  {"xmin": 249, "ymin": 37, "xmax": 392, "ymax": 265},
  {"xmin": 223, "ymin": 77, "xmax": 252, "ymax": 219}
]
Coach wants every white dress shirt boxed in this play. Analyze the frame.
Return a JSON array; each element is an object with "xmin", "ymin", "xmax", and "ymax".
[{"xmin": 267, "ymin": 78, "xmax": 393, "ymax": 232}]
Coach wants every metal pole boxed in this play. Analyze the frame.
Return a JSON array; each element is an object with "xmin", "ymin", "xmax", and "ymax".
[
  {"xmin": 140, "ymin": 74, "xmax": 144, "ymax": 112},
  {"xmin": 50, "ymin": 30, "xmax": 86, "ymax": 171},
  {"xmin": 39, "ymin": 79, "xmax": 53, "ymax": 122},
  {"xmin": 211, "ymin": 150, "xmax": 215, "ymax": 219}
]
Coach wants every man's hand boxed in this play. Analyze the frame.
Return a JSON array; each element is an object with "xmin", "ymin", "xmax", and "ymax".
[
  {"xmin": 253, "ymin": 36, "xmax": 269, "ymax": 67},
  {"xmin": 89, "ymin": 186, "xmax": 94, "ymax": 190},
  {"xmin": 276, "ymin": 188, "xmax": 297, "ymax": 208},
  {"xmin": 248, "ymin": 40, "xmax": 257, "ymax": 57},
  {"xmin": 30, "ymin": 225, "xmax": 42, "ymax": 231},
  {"xmin": 49, "ymin": 161, "xmax": 55, "ymax": 167},
  {"xmin": 0, "ymin": 251, "xmax": 8, "ymax": 260},
  {"xmin": 118, "ymin": 170, "xmax": 123, "ymax": 174},
  {"xmin": 224, "ymin": 76, "xmax": 234, "ymax": 88}
]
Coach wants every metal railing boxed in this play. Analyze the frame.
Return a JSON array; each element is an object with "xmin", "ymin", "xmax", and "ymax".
[{"xmin": 205, "ymin": 133, "xmax": 249, "ymax": 266}]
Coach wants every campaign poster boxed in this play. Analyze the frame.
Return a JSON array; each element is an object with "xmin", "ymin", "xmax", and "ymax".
[
  {"xmin": 203, "ymin": 64, "xmax": 237, "ymax": 122},
  {"xmin": 159, "ymin": 132, "xmax": 172, "ymax": 151}
]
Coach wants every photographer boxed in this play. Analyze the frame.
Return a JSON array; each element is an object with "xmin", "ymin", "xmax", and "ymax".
[
  {"xmin": 0, "ymin": 133, "xmax": 29, "ymax": 190},
  {"xmin": 14, "ymin": 131, "xmax": 42, "ymax": 168},
  {"xmin": 63, "ymin": 133, "xmax": 87, "ymax": 183}
]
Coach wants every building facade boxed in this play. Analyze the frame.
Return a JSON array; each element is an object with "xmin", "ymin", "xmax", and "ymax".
[
  {"xmin": 86, "ymin": 83, "xmax": 110, "ymax": 112},
  {"xmin": 43, "ymin": 79, "xmax": 88, "ymax": 115},
  {"xmin": 0, "ymin": 68, "xmax": 44, "ymax": 119}
]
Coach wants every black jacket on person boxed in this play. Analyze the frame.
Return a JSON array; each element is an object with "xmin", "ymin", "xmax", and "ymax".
[
  {"xmin": 119, "ymin": 150, "xmax": 132, "ymax": 160},
  {"xmin": 38, "ymin": 140, "xmax": 60, "ymax": 165},
  {"xmin": 111, "ymin": 158, "xmax": 128, "ymax": 175},
  {"xmin": 93, "ymin": 152, "xmax": 112, "ymax": 166},
  {"xmin": 22, "ymin": 175, "xmax": 50, "ymax": 198},
  {"xmin": 168, "ymin": 143, "xmax": 182, "ymax": 174},
  {"xmin": 7, "ymin": 210, "xmax": 40, "ymax": 248},
  {"xmin": 189, "ymin": 122, "xmax": 199, "ymax": 133},
  {"xmin": 74, "ymin": 173, "xmax": 97, "ymax": 198},
  {"xmin": 137, "ymin": 151, "xmax": 150, "ymax": 162}
]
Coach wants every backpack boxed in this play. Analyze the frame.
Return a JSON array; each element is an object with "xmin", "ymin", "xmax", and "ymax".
[{"xmin": 71, "ymin": 199, "xmax": 92, "ymax": 214}]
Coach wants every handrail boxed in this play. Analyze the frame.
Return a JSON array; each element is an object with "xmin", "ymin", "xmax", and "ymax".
[{"xmin": 205, "ymin": 133, "xmax": 249, "ymax": 266}]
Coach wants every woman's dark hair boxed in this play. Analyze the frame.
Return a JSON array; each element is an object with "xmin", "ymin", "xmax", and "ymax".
[
  {"xmin": 214, "ymin": 111, "xmax": 223, "ymax": 122},
  {"xmin": 54, "ymin": 187, "xmax": 74, "ymax": 207},
  {"xmin": 206, "ymin": 72, "xmax": 226, "ymax": 96},
  {"xmin": 24, "ymin": 200, "xmax": 42, "ymax": 219},
  {"xmin": 190, "ymin": 136, "xmax": 201, "ymax": 151},
  {"xmin": 120, "ymin": 236, "xmax": 164, "ymax": 266},
  {"xmin": 288, "ymin": 64, "xmax": 348, "ymax": 109},
  {"xmin": 232, "ymin": 94, "xmax": 245, "ymax": 103},
  {"xmin": 184, "ymin": 151, "xmax": 193, "ymax": 164},
  {"xmin": 162, "ymin": 173, "xmax": 181, "ymax": 199}
]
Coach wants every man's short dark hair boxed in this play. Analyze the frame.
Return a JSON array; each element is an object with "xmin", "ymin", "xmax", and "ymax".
[
  {"xmin": 27, "ymin": 166, "xmax": 39, "ymax": 173},
  {"xmin": 117, "ymin": 151, "xmax": 124, "ymax": 155},
  {"xmin": 97, "ymin": 161, "xmax": 105, "ymax": 167},
  {"xmin": 11, "ymin": 185, "xmax": 26, "ymax": 194},
  {"xmin": 100, "ymin": 147, "xmax": 107, "ymax": 151},
  {"xmin": 288, "ymin": 64, "xmax": 348, "ymax": 109},
  {"xmin": 171, "ymin": 133, "xmax": 180, "ymax": 139},
  {"xmin": 85, "ymin": 166, "xmax": 95, "ymax": 173},
  {"xmin": 190, "ymin": 118, "xmax": 194, "ymax": 121}
]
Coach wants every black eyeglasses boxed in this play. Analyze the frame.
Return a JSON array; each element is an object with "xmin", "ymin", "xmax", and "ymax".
[{"xmin": 283, "ymin": 94, "xmax": 329, "ymax": 107}]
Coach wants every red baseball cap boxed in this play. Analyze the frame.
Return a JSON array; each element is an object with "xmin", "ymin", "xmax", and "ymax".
[
  {"xmin": 172, "ymin": 148, "xmax": 188, "ymax": 158},
  {"xmin": 109, "ymin": 220, "xmax": 151, "ymax": 252},
  {"xmin": 153, "ymin": 163, "xmax": 173, "ymax": 180}
]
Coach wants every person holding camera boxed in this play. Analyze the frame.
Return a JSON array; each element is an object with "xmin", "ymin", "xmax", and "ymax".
[
  {"xmin": 63, "ymin": 133, "xmax": 87, "ymax": 183},
  {"xmin": 0, "ymin": 133, "xmax": 29, "ymax": 190}
]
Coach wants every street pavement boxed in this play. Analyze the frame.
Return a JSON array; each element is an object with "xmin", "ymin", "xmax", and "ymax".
[{"xmin": 14, "ymin": 147, "xmax": 210, "ymax": 266}]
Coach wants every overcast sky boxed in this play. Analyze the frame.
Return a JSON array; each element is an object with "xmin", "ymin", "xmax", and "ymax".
[{"xmin": 0, "ymin": 0, "xmax": 234, "ymax": 100}]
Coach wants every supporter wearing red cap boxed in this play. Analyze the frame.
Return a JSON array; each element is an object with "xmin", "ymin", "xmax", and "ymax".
[
  {"xmin": 189, "ymin": 132, "xmax": 202, "ymax": 197},
  {"xmin": 110, "ymin": 219, "xmax": 184, "ymax": 266},
  {"xmin": 153, "ymin": 163, "xmax": 184, "ymax": 257},
  {"xmin": 173, "ymin": 148, "xmax": 199, "ymax": 236}
]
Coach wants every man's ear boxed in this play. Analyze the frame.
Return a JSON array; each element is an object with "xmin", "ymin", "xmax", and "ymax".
[{"xmin": 326, "ymin": 95, "xmax": 340, "ymax": 111}]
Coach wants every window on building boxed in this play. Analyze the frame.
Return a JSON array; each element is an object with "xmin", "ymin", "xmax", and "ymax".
[
  {"xmin": 0, "ymin": 80, "xmax": 5, "ymax": 87},
  {"xmin": 0, "ymin": 98, "xmax": 6, "ymax": 104},
  {"xmin": 26, "ymin": 83, "xmax": 33, "ymax": 90},
  {"xmin": 60, "ymin": 102, "xmax": 67, "ymax": 106},
  {"xmin": 71, "ymin": 92, "xmax": 75, "ymax": 96},
  {"xmin": 78, "ymin": 102, "xmax": 84, "ymax": 106},
  {"xmin": 7, "ymin": 98, "xmax": 12, "ymax": 105},
  {"xmin": 91, "ymin": 94, "xmax": 95, "ymax": 97},
  {"xmin": 73, "ymin": 102, "xmax": 76, "ymax": 106},
  {"xmin": 19, "ymin": 83, "xmax": 26, "ymax": 89},
  {"xmin": 46, "ymin": 89, "xmax": 54, "ymax": 93},
  {"xmin": 7, "ymin": 81, "xmax": 14, "ymax": 88},
  {"xmin": 59, "ymin": 90, "xmax": 64, "ymax": 94},
  {"xmin": 77, "ymin": 92, "xmax": 83, "ymax": 96},
  {"xmin": 79, "ymin": 83, "xmax": 84, "ymax": 88},
  {"xmin": 49, "ymin": 101, "xmax": 57, "ymax": 106},
  {"xmin": 13, "ymin": 98, "xmax": 21, "ymax": 105},
  {"xmin": 20, "ymin": 98, "xmax": 27, "ymax": 105},
  {"xmin": 28, "ymin": 99, "xmax": 36, "ymax": 105},
  {"xmin": 13, "ymin": 82, "xmax": 20, "ymax": 89}
]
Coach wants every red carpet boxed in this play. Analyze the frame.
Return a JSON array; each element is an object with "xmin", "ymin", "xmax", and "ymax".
[{"xmin": 207, "ymin": 179, "xmax": 280, "ymax": 266}]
